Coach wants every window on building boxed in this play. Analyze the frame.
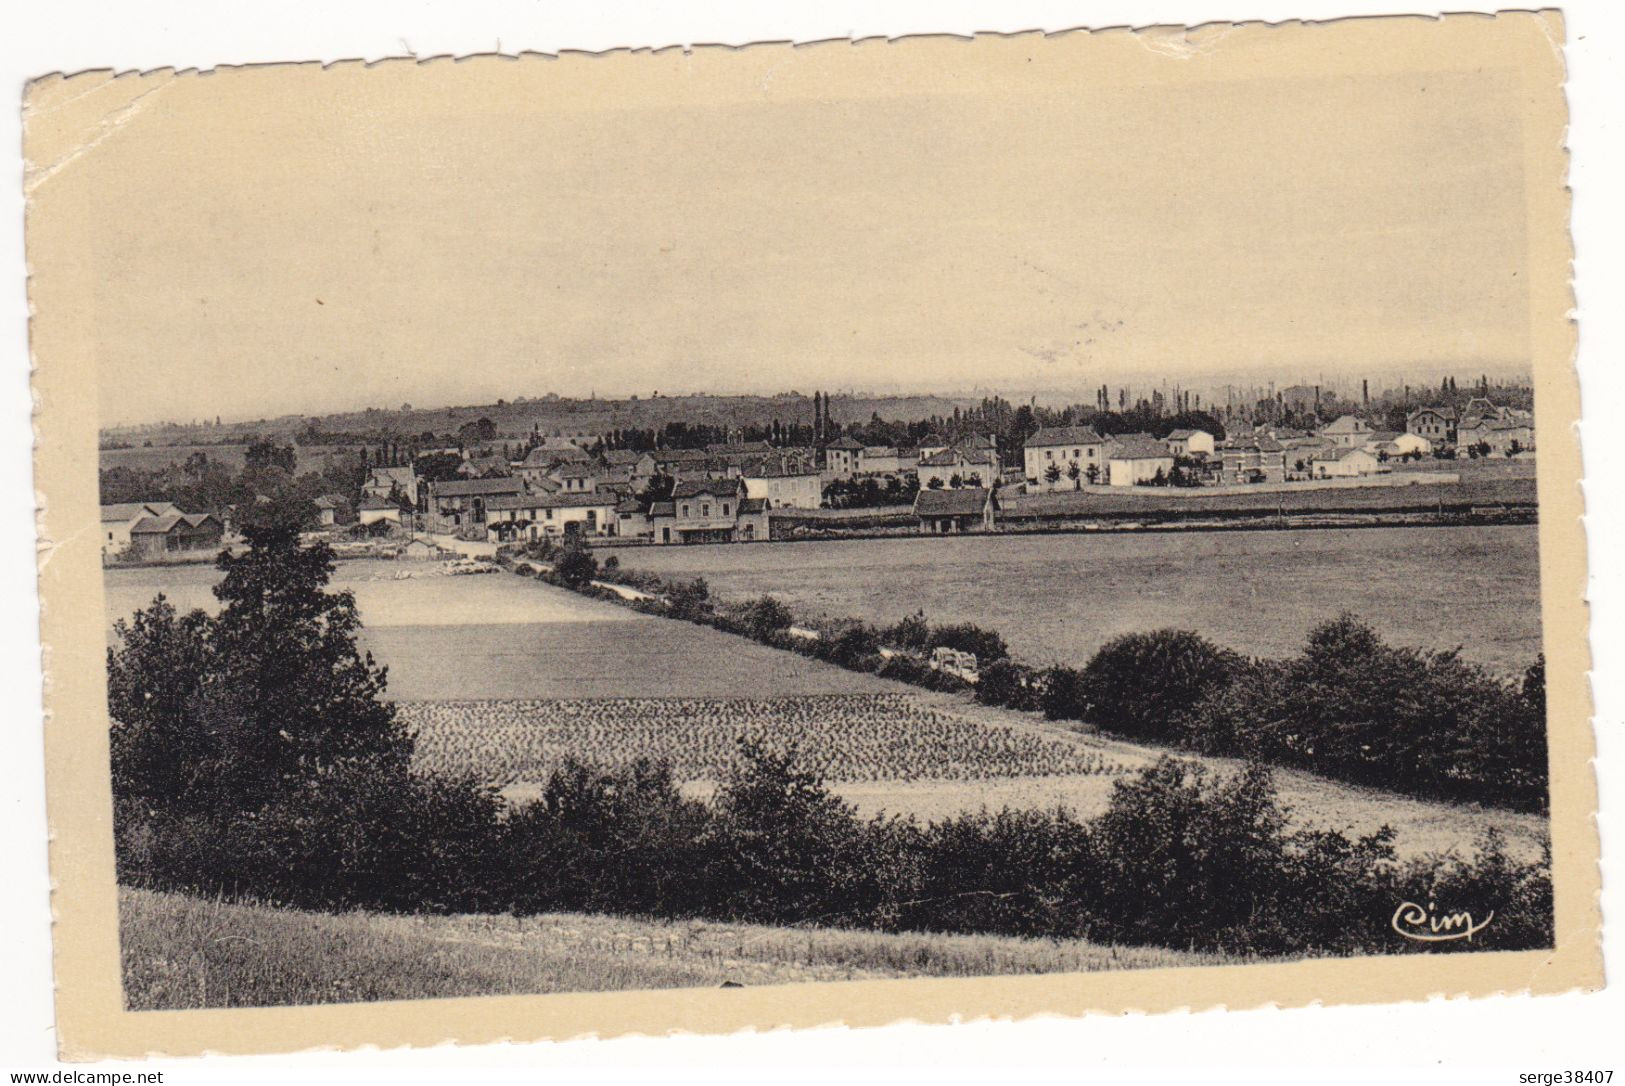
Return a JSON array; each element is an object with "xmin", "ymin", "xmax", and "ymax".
[
  {"xmin": 722, "ymin": 503, "xmax": 730, "ymax": 516},
  {"xmin": 702, "ymin": 503, "xmax": 712, "ymax": 517},
  {"xmin": 682, "ymin": 505, "xmax": 690, "ymax": 517}
]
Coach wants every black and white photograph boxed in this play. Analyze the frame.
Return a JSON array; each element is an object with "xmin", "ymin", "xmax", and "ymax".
[{"xmin": 19, "ymin": 7, "xmax": 1601, "ymax": 1061}]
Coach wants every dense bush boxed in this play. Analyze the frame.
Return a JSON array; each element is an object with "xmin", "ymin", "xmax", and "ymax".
[
  {"xmin": 552, "ymin": 535, "xmax": 599, "ymax": 589},
  {"xmin": 117, "ymin": 741, "xmax": 1555, "ymax": 957},
  {"xmin": 886, "ymin": 611, "xmax": 931, "ymax": 651},
  {"xmin": 1041, "ymin": 666, "xmax": 1089, "ymax": 721},
  {"xmin": 976, "ymin": 659, "xmax": 1042, "ymax": 712},
  {"xmin": 1184, "ymin": 616, "xmax": 1548, "ymax": 811},
  {"xmin": 740, "ymin": 595, "xmax": 794, "ymax": 641},
  {"xmin": 1074, "ymin": 630, "xmax": 1243, "ymax": 744},
  {"xmin": 927, "ymin": 623, "xmax": 1009, "ymax": 664},
  {"xmin": 665, "ymin": 577, "xmax": 714, "ymax": 622}
]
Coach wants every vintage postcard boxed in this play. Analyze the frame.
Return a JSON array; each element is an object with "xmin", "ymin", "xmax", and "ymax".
[{"xmin": 26, "ymin": 10, "xmax": 1598, "ymax": 1060}]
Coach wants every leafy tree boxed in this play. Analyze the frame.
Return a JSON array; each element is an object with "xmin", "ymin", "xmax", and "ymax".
[
  {"xmin": 554, "ymin": 534, "xmax": 599, "ymax": 589},
  {"xmin": 638, "ymin": 471, "xmax": 676, "ymax": 504},
  {"xmin": 743, "ymin": 595, "xmax": 794, "ymax": 641},
  {"xmin": 109, "ymin": 515, "xmax": 408, "ymax": 818},
  {"xmin": 708, "ymin": 740, "xmax": 874, "ymax": 922},
  {"xmin": 886, "ymin": 610, "xmax": 930, "ymax": 650},
  {"xmin": 926, "ymin": 476, "xmax": 945, "ymax": 490},
  {"xmin": 1065, "ymin": 460, "xmax": 1082, "ymax": 489},
  {"xmin": 927, "ymin": 622, "xmax": 1009, "ymax": 664},
  {"xmin": 244, "ymin": 438, "xmax": 297, "ymax": 475},
  {"xmin": 666, "ymin": 577, "xmax": 713, "ymax": 622},
  {"xmin": 1079, "ymin": 630, "xmax": 1241, "ymax": 743}
]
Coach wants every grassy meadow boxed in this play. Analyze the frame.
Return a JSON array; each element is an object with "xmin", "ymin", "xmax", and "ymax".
[
  {"xmin": 106, "ymin": 551, "xmax": 1549, "ymax": 856},
  {"xmin": 612, "ymin": 524, "xmax": 1542, "ymax": 675},
  {"xmin": 121, "ymin": 887, "xmax": 1221, "ymax": 1009}
]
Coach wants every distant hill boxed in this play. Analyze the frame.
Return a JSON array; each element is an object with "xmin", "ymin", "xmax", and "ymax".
[{"xmin": 101, "ymin": 392, "xmax": 982, "ymax": 448}]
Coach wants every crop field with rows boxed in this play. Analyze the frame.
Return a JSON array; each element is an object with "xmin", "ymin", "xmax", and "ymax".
[{"xmin": 402, "ymin": 693, "xmax": 1123, "ymax": 784}]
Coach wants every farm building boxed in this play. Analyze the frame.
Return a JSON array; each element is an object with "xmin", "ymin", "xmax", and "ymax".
[
  {"xmin": 1321, "ymin": 415, "xmax": 1374, "ymax": 449},
  {"xmin": 399, "ymin": 538, "xmax": 442, "ymax": 561},
  {"xmin": 358, "ymin": 494, "xmax": 403, "ymax": 528},
  {"xmin": 484, "ymin": 492, "xmax": 620, "ymax": 542},
  {"xmin": 858, "ymin": 446, "xmax": 916, "ymax": 475},
  {"xmin": 917, "ymin": 442, "xmax": 999, "ymax": 490},
  {"xmin": 549, "ymin": 461, "xmax": 606, "ymax": 494},
  {"xmin": 1407, "ymin": 406, "xmax": 1457, "ymax": 445},
  {"xmin": 1367, "ymin": 432, "xmax": 1432, "ymax": 458},
  {"xmin": 1219, "ymin": 435, "xmax": 1289, "ymax": 484},
  {"xmin": 647, "ymin": 479, "xmax": 769, "ymax": 544},
  {"xmin": 1165, "ymin": 428, "xmax": 1216, "ymax": 457},
  {"xmin": 1457, "ymin": 417, "xmax": 1534, "ymax": 455},
  {"xmin": 1023, "ymin": 426, "xmax": 1105, "ymax": 490},
  {"xmin": 1103, "ymin": 435, "xmax": 1176, "ymax": 487},
  {"xmin": 363, "ymin": 465, "xmax": 418, "ymax": 508},
  {"xmin": 615, "ymin": 499, "xmax": 651, "ymax": 540},
  {"xmin": 313, "ymin": 494, "xmax": 349, "ymax": 526},
  {"xmin": 822, "ymin": 435, "xmax": 864, "ymax": 479},
  {"xmin": 1311, "ymin": 446, "xmax": 1382, "ymax": 478},
  {"xmin": 100, "ymin": 501, "xmax": 180, "ymax": 557},
  {"xmin": 741, "ymin": 455, "xmax": 823, "ymax": 509},
  {"xmin": 124, "ymin": 511, "xmax": 224, "ymax": 561},
  {"xmin": 426, "ymin": 477, "xmax": 524, "ymax": 534},
  {"xmin": 912, "ymin": 486, "xmax": 995, "ymax": 534},
  {"xmin": 603, "ymin": 449, "xmax": 658, "ymax": 488}
]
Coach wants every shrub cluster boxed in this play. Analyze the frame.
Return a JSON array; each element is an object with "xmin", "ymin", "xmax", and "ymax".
[
  {"xmin": 1039, "ymin": 619, "xmax": 1548, "ymax": 813},
  {"xmin": 116, "ymin": 742, "xmax": 1552, "ymax": 957},
  {"xmin": 112, "ymin": 527, "xmax": 1552, "ymax": 961},
  {"xmin": 519, "ymin": 550, "xmax": 1551, "ymax": 814}
]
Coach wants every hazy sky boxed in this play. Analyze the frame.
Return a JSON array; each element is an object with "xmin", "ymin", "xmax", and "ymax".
[{"xmin": 29, "ymin": 33, "xmax": 1535, "ymax": 425}]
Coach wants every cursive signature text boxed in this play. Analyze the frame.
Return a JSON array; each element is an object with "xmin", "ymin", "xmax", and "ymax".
[{"xmin": 1391, "ymin": 899, "xmax": 1494, "ymax": 943}]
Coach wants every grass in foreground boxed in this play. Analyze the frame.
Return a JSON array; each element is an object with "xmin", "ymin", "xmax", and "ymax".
[{"xmin": 120, "ymin": 887, "xmax": 1226, "ymax": 1010}]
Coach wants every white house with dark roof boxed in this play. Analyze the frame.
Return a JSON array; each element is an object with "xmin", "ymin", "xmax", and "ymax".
[
  {"xmin": 741, "ymin": 455, "xmax": 823, "ymax": 509},
  {"xmin": 100, "ymin": 501, "xmax": 180, "ymax": 556},
  {"xmin": 426, "ymin": 476, "xmax": 524, "ymax": 533},
  {"xmin": 917, "ymin": 442, "xmax": 999, "ymax": 490},
  {"xmin": 823, "ymin": 435, "xmax": 864, "ymax": 479},
  {"xmin": 1165, "ymin": 429, "xmax": 1216, "ymax": 458},
  {"xmin": 1406, "ymin": 406, "xmax": 1457, "ymax": 445},
  {"xmin": 358, "ymin": 494, "xmax": 404, "ymax": 528},
  {"xmin": 1023, "ymin": 426, "xmax": 1105, "ymax": 490},
  {"xmin": 483, "ymin": 492, "xmax": 620, "ymax": 542},
  {"xmin": 1310, "ymin": 446, "xmax": 1382, "ymax": 478},
  {"xmin": 1321, "ymin": 415, "xmax": 1374, "ymax": 449},
  {"xmin": 1104, "ymin": 434, "xmax": 1176, "ymax": 486}
]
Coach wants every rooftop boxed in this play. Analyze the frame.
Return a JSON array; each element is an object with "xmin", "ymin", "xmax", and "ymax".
[
  {"xmin": 430, "ymin": 477, "xmax": 524, "ymax": 498},
  {"xmin": 1025, "ymin": 425, "xmax": 1103, "ymax": 449},
  {"xmin": 913, "ymin": 487, "xmax": 992, "ymax": 517}
]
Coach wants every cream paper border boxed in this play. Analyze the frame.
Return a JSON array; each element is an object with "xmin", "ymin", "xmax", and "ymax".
[{"xmin": 25, "ymin": 11, "xmax": 1598, "ymax": 1060}]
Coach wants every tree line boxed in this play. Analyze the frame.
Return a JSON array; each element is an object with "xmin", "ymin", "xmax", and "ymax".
[{"xmin": 111, "ymin": 522, "xmax": 1551, "ymax": 957}]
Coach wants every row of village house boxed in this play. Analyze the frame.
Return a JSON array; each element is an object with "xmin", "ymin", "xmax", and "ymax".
[
  {"xmin": 106, "ymin": 397, "xmax": 1531, "ymax": 557},
  {"xmin": 411, "ymin": 397, "xmax": 1534, "ymax": 544}
]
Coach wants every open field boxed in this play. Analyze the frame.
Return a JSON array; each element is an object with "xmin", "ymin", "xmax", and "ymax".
[
  {"xmin": 105, "ymin": 562, "xmax": 895, "ymax": 699},
  {"xmin": 615, "ymin": 524, "xmax": 1542, "ymax": 674},
  {"xmin": 121, "ymin": 887, "xmax": 1218, "ymax": 1009},
  {"xmin": 406, "ymin": 694, "xmax": 1122, "ymax": 784},
  {"xmin": 107, "ymin": 554, "xmax": 1548, "ymax": 860}
]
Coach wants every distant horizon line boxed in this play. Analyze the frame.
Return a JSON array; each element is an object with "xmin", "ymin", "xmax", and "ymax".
[{"xmin": 102, "ymin": 364, "xmax": 1536, "ymax": 432}]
